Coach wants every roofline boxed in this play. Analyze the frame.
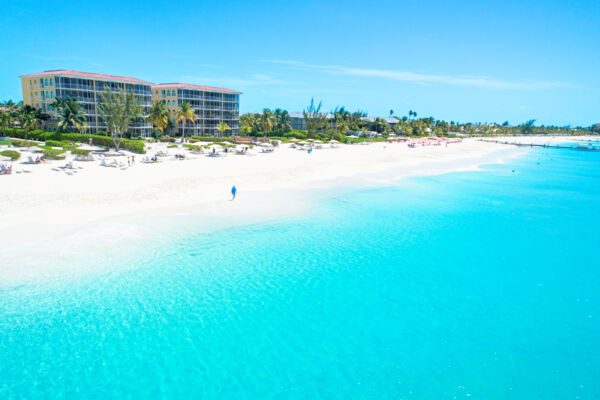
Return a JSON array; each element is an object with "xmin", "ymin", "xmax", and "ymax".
[
  {"xmin": 151, "ymin": 83, "xmax": 242, "ymax": 95},
  {"xmin": 19, "ymin": 70, "xmax": 153, "ymax": 85}
]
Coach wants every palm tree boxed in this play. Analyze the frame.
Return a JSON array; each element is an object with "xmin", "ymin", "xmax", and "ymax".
[
  {"xmin": 240, "ymin": 113, "xmax": 254, "ymax": 134},
  {"xmin": 175, "ymin": 102, "xmax": 196, "ymax": 142},
  {"xmin": 348, "ymin": 110, "xmax": 367, "ymax": 131},
  {"xmin": 260, "ymin": 109, "xmax": 274, "ymax": 140},
  {"xmin": 50, "ymin": 97, "xmax": 69, "ymax": 113},
  {"xmin": 273, "ymin": 109, "xmax": 292, "ymax": 133},
  {"xmin": 1, "ymin": 100, "xmax": 19, "ymax": 128},
  {"xmin": 374, "ymin": 117, "xmax": 387, "ymax": 134},
  {"xmin": 333, "ymin": 107, "xmax": 350, "ymax": 138},
  {"xmin": 520, "ymin": 119, "xmax": 536, "ymax": 135},
  {"xmin": 216, "ymin": 121, "xmax": 231, "ymax": 137},
  {"xmin": 57, "ymin": 100, "xmax": 88, "ymax": 133},
  {"xmin": 147, "ymin": 101, "xmax": 170, "ymax": 142},
  {"xmin": 240, "ymin": 113, "xmax": 258, "ymax": 135},
  {"xmin": 15, "ymin": 105, "xmax": 39, "ymax": 139},
  {"xmin": 0, "ymin": 111, "xmax": 12, "ymax": 136},
  {"xmin": 166, "ymin": 119, "xmax": 176, "ymax": 136}
]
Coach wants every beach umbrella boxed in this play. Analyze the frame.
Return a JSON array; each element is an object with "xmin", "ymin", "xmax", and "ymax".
[
  {"xmin": 313, "ymin": 140, "xmax": 323, "ymax": 144},
  {"xmin": 330, "ymin": 140, "xmax": 340, "ymax": 143},
  {"xmin": 221, "ymin": 141, "xmax": 233, "ymax": 145},
  {"xmin": 307, "ymin": 139, "xmax": 315, "ymax": 142},
  {"xmin": 259, "ymin": 142, "xmax": 272, "ymax": 147},
  {"xmin": 298, "ymin": 141, "xmax": 308, "ymax": 145},
  {"xmin": 0, "ymin": 155, "xmax": 11, "ymax": 161}
]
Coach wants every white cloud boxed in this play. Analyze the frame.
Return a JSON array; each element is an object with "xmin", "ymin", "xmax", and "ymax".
[{"xmin": 266, "ymin": 60, "xmax": 575, "ymax": 90}]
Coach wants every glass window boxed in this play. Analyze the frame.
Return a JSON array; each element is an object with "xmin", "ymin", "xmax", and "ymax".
[
  {"xmin": 44, "ymin": 78, "xmax": 48, "ymax": 86},
  {"xmin": 162, "ymin": 90, "xmax": 165, "ymax": 97},
  {"xmin": 49, "ymin": 78, "xmax": 53, "ymax": 86}
]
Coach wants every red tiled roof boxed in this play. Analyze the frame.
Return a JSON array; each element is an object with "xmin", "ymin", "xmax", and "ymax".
[
  {"xmin": 19, "ymin": 70, "xmax": 152, "ymax": 85},
  {"xmin": 152, "ymin": 83, "xmax": 241, "ymax": 94}
]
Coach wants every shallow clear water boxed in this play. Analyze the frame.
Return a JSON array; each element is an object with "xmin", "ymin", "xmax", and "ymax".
[{"xmin": 1, "ymin": 147, "xmax": 599, "ymax": 399}]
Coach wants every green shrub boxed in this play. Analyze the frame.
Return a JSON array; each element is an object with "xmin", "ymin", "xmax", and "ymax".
[
  {"xmin": 189, "ymin": 136, "xmax": 236, "ymax": 143},
  {"xmin": 45, "ymin": 139, "xmax": 65, "ymax": 147},
  {"xmin": 0, "ymin": 150, "xmax": 21, "ymax": 160},
  {"xmin": 6, "ymin": 128, "xmax": 146, "ymax": 154},
  {"xmin": 159, "ymin": 136, "xmax": 176, "ymax": 142},
  {"xmin": 10, "ymin": 139, "xmax": 39, "ymax": 147},
  {"xmin": 167, "ymin": 144, "xmax": 178, "ymax": 148},
  {"xmin": 71, "ymin": 148, "xmax": 91, "ymax": 156},
  {"xmin": 183, "ymin": 144, "xmax": 203, "ymax": 150},
  {"xmin": 42, "ymin": 149, "xmax": 66, "ymax": 160}
]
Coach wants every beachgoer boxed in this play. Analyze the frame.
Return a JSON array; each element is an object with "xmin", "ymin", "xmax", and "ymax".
[
  {"xmin": 231, "ymin": 185, "xmax": 237, "ymax": 200},
  {"xmin": 132, "ymin": 155, "xmax": 135, "ymax": 165}
]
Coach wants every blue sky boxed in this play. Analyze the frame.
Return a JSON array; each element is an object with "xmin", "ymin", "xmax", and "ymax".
[{"xmin": 1, "ymin": 0, "xmax": 598, "ymax": 126}]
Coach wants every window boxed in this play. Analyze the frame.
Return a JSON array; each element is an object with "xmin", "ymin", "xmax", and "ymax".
[
  {"xmin": 45, "ymin": 78, "xmax": 48, "ymax": 86},
  {"xmin": 51, "ymin": 90, "xmax": 54, "ymax": 98},
  {"xmin": 49, "ymin": 78, "xmax": 53, "ymax": 86},
  {"xmin": 162, "ymin": 90, "xmax": 165, "ymax": 97}
]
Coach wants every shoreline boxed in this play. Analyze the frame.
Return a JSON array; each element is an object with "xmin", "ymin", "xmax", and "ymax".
[
  {"xmin": 7, "ymin": 134, "xmax": 595, "ymax": 268},
  {"xmin": 0, "ymin": 138, "xmax": 532, "ymax": 271}
]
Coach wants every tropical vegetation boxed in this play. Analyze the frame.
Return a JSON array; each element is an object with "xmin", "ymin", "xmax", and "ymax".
[
  {"xmin": 0, "ymin": 95, "xmax": 598, "ymax": 151},
  {"xmin": 216, "ymin": 122, "xmax": 231, "ymax": 137},
  {"xmin": 147, "ymin": 100, "xmax": 170, "ymax": 142},
  {"xmin": 175, "ymin": 102, "xmax": 196, "ymax": 143},
  {"xmin": 96, "ymin": 86, "xmax": 143, "ymax": 151}
]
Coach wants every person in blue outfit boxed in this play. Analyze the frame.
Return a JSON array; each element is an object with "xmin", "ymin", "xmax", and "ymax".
[{"xmin": 231, "ymin": 185, "xmax": 237, "ymax": 200}]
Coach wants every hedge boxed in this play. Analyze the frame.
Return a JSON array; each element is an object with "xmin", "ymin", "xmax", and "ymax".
[
  {"xmin": 0, "ymin": 150, "xmax": 21, "ymax": 160},
  {"xmin": 5, "ymin": 128, "xmax": 146, "ymax": 154},
  {"xmin": 71, "ymin": 148, "xmax": 91, "ymax": 156},
  {"xmin": 10, "ymin": 139, "xmax": 40, "ymax": 148},
  {"xmin": 41, "ymin": 148, "xmax": 66, "ymax": 160}
]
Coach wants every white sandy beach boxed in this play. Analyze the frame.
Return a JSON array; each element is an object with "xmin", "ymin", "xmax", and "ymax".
[{"xmin": 1, "ymin": 135, "xmax": 594, "ymax": 263}]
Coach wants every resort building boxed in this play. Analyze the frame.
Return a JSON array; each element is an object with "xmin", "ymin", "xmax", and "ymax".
[
  {"xmin": 151, "ymin": 84, "xmax": 241, "ymax": 137},
  {"xmin": 289, "ymin": 111, "xmax": 334, "ymax": 130},
  {"xmin": 20, "ymin": 70, "xmax": 153, "ymax": 136}
]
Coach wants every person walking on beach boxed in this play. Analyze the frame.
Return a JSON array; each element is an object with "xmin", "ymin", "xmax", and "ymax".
[{"xmin": 231, "ymin": 185, "xmax": 237, "ymax": 200}]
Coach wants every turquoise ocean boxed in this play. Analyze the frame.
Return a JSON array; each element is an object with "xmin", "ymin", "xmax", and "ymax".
[{"xmin": 1, "ymin": 145, "xmax": 599, "ymax": 399}]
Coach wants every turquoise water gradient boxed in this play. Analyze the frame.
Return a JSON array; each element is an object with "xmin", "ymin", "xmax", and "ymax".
[{"xmin": 1, "ymin": 146, "xmax": 599, "ymax": 399}]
